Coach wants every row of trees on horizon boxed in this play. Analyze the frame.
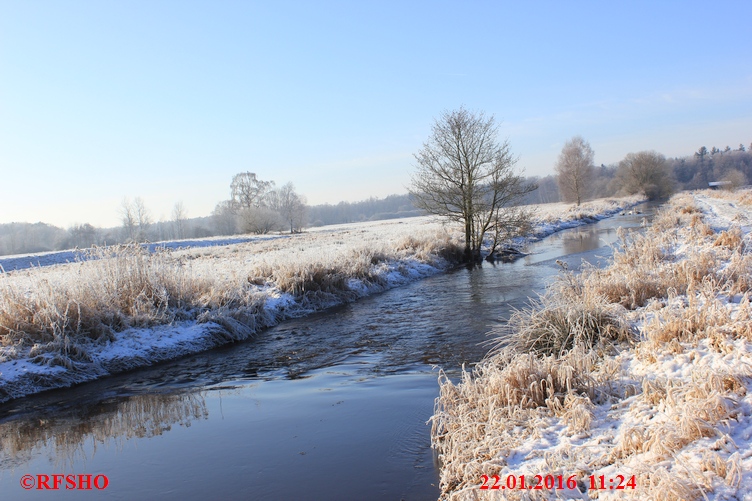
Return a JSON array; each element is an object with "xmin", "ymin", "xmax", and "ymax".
[{"xmin": 1, "ymin": 141, "xmax": 751, "ymax": 257}]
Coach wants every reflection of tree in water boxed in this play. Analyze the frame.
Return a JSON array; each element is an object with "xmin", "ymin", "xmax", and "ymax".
[
  {"xmin": 0, "ymin": 391, "xmax": 207, "ymax": 469},
  {"xmin": 560, "ymin": 228, "xmax": 601, "ymax": 256}
]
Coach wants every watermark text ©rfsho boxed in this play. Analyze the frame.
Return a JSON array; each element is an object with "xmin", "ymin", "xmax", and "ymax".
[{"xmin": 20, "ymin": 474, "xmax": 109, "ymax": 491}]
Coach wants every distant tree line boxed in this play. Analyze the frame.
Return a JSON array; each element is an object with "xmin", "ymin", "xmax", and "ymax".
[
  {"xmin": 521, "ymin": 140, "xmax": 752, "ymax": 206},
  {"xmin": 0, "ymin": 190, "xmax": 419, "ymax": 257},
  {"xmin": 2, "ymin": 143, "xmax": 750, "ymax": 257},
  {"xmin": 306, "ymin": 194, "xmax": 422, "ymax": 226}
]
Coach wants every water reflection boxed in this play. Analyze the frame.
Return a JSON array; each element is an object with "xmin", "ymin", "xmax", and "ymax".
[
  {"xmin": 559, "ymin": 227, "xmax": 603, "ymax": 255},
  {"xmin": 0, "ymin": 391, "xmax": 207, "ymax": 469}
]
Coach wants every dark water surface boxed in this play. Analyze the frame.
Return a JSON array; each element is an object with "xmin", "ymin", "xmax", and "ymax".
[{"xmin": 0, "ymin": 206, "xmax": 655, "ymax": 500}]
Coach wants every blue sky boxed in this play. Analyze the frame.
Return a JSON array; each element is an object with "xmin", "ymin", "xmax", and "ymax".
[{"xmin": 1, "ymin": 0, "xmax": 751, "ymax": 228}]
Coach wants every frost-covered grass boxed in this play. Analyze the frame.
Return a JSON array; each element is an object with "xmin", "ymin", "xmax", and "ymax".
[
  {"xmin": 0, "ymin": 196, "xmax": 642, "ymax": 402},
  {"xmin": 430, "ymin": 190, "xmax": 752, "ymax": 500},
  {"xmin": 529, "ymin": 196, "xmax": 645, "ymax": 239}
]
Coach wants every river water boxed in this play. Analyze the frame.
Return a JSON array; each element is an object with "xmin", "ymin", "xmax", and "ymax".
[{"xmin": 0, "ymin": 207, "xmax": 654, "ymax": 500}]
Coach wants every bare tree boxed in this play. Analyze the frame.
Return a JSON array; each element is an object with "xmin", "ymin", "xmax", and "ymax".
[
  {"xmin": 230, "ymin": 172, "xmax": 274, "ymax": 211},
  {"xmin": 120, "ymin": 197, "xmax": 152, "ymax": 242},
  {"xmin": 555, "ymin": 136, "xmax": 594, "ymax": 206},
  {"xmin": 133, "ymin": 197, "xmax": 152, "ymax": 241},
  {"xmin": 120, "ymin": 198, "xmax": 137, "ymax": 241},
  {"xmin": 409, "ymin": 107, "xmax": 536, "ymax": 262},
  {"xmin": 615, "ymin": 151, "xmax": 674, "ymax": 200},
  {"xmin": 171, "ymin": 201, "xmax": 188, "ymax": 240},
  {"xmin": 269, "ymin": 182, "xmax": 307, "ymax": 233},
  {"xmin": 487, "ymin": 205, "xmax": 535, "ymax": 258}
]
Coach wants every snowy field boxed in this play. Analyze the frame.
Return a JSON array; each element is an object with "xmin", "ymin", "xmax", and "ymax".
[
  {"xmin": 0, "ymin": 235, "xmax": 288, "ymax": 273},
  {"xmin": 0, "ymin": 196, "xmax": 643, "ymax": 403},
  {"xmin": 0, "ymin": 197, "xmax": 641, "ymax": 273},
  {"xmin": 431, "ymin": 190, "xmax": 752, "ymax": 501}
]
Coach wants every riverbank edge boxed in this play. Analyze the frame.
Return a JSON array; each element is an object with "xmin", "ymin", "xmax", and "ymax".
[
  {"xmin": 0, "ymin": 197, "xmax": 644, "ymax": 404},
  {"xmin": 429, "ymin": 190, "xmax": 752, "ymax": 500}
]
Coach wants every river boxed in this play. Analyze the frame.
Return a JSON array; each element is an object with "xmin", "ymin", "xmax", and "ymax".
[{"xmin": 0, "ymin": 205, "xmax": 654, "ymax": 500}]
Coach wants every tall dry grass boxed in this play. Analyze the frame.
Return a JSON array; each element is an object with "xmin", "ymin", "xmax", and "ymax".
[
  {"xmin": 0, "ymin": 245, "xmax": 206, "ymax": 368},
  {"xmin": 579, "ymin": 200, "xmax": 723, "ymax": 310},
  {"xmin": 430, "ymin": 347, "xmax": 614, "ymax": 499}
]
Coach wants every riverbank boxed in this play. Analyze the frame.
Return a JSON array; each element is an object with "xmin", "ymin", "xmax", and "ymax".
[
  {"xmin": 0, "ymin": 196, "xmax": 643, "ymax": 403},
  {"xmin": 430, "ymin": 190, "xmax": 752, "ymax": 500}
]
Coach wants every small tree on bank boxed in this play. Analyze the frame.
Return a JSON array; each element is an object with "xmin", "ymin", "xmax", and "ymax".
[
  {"xmin": 555, "ymin": 136, "xmax": 594, "ymax": 206},
  {"xmin": 409, "ymin": 107, "xmax": 536, "ymax": 262}
]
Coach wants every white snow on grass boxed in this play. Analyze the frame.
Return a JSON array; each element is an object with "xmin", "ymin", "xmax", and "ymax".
[{"xmin": 0, "ymin": 196, "xmax": 643, "ymax": 402}]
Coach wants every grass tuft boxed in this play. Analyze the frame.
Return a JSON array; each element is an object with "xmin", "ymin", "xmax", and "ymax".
[{"xmin": 503, "ymin": 280, "xmax": 633, "ymax": 356}]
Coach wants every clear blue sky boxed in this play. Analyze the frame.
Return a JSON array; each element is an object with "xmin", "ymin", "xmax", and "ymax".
[{"xmin": 1, "ymin": 0, "xmax": 751, "ymax": 228}]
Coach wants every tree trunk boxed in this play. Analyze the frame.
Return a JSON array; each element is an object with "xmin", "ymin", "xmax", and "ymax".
[{"xmin": 463, "ymin": 218, "xmax": 471, "ymax": 258}]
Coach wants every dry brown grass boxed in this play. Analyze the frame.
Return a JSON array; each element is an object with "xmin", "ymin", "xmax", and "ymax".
[
  {"xmin": 579, "ymin": 201, "xmax": 723, "ymax": 309},
  {"xmin": 613, "ymin": 374, "xmax": 740, "ymax": 461},
  {"xmin": 713, "ymin": 227, "xmax": 743, "ymax": 250},
  {"xmin": 642, "ymin": 285, "xmax": 730, "ymax": 348},
  {"xmin": 718, "ymin": 250, "xmax": 752, "ymax": 295},
  {"xmin": 739, "ymin": 192, "xmax": 752, "ymax": 206},
  {"xmin": 633, "ymin": 466, "xmax": 705, "ymax": 501}
]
